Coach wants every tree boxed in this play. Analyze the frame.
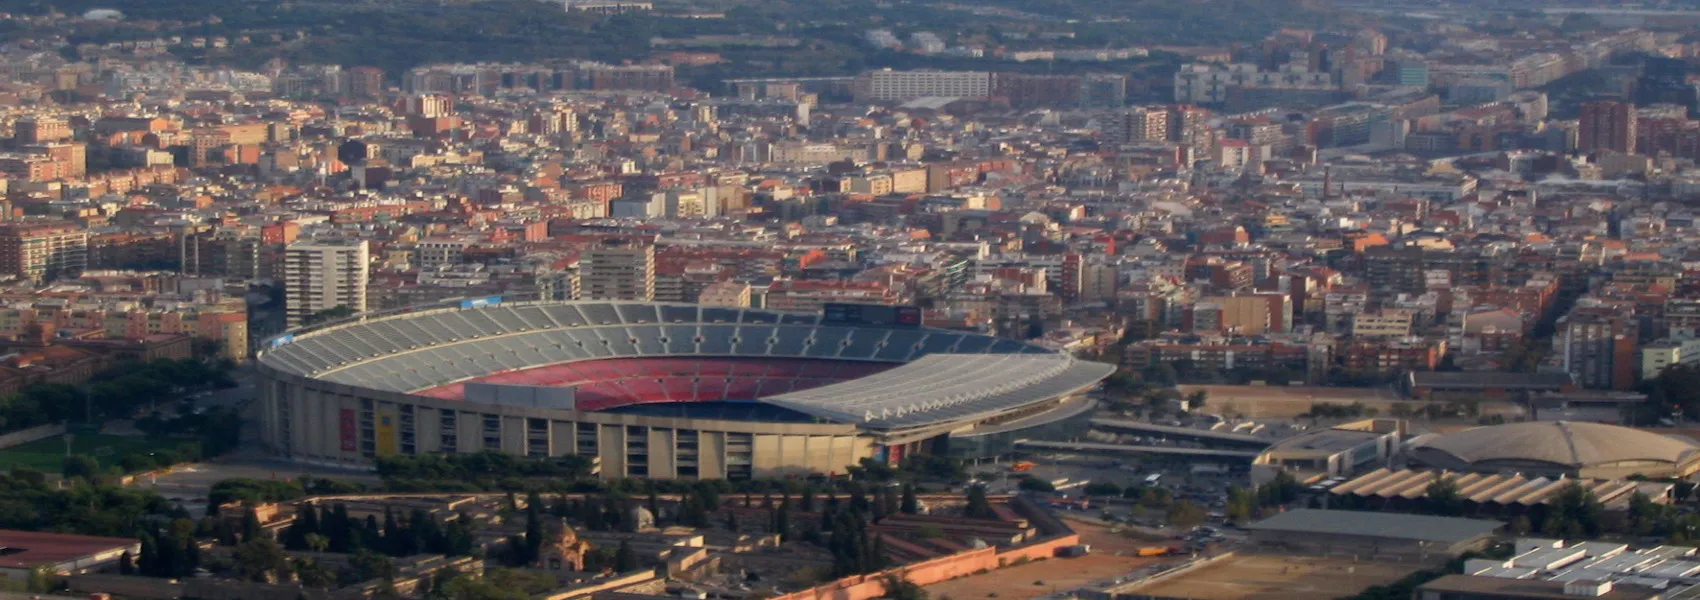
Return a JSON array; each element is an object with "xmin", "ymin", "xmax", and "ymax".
[
  {"xmin": 1082, "ymin": 481, "xmax": 1122, "ymax": 497},
  {"xmin": 900, "ymin": 483, "xmax": 919, "ymax": 514},
  {"xmin": 61, "ymin": 455, "xmax": 99, "ymax": 480},
  {"xmin": 294, "ymin": 557, "xmax": 335, "ymax": 588},
  {"xmin": 1185, "ymin": 390, "xmax": 1208, "ymax": 411},
  {"xmin": 118, "ymin": 550, "xmax": 136, "ymax": 575},
  {"xmin": 963, "ymin": 485, "xmax": 993, "ymax": 518},
  {"xmin": 1225, "ymin": 487, "xmax": 1256, "ymax": 522},
  {"xmin": 1509, "ymin": 515, "xmax": 1532, "ymax": 536},
  {"xmin": 241, "ymin": 507, "xmax": 263, "ymax": 543},
  {"xmin": 1424, "ymin": 475, "xmax": 1463, "ymax": 517},
  {"xmin": 351, "ymin": 549, "xmax": 395, "ymax": 581},
  {"xmin": 883, "ymin": 574, "xmax": 929, "ymax": 600},
  {"xmin": 305, "ymin": 533, "xmax": 329, "ymax": 553},
  {"xmin": 522, "ymin": 493, "xmax": 544, "ymax": 564},
  {"xmin": 233, "ymin": 538, "xmax": 291, "ymax": 583},
  {"xmin": 613, "ymin": 541, "xmax": 637, "ymax": 573},
  {"xmin": 1017, "ymin": 476, "xmax": 1055, "ymax": 493},
  {"xmin": 1166, "ymin": 500, "xmax": 1207, "ymax": 529},
  {"xmin": 774, "ymin": 502, "xmax": 791, "ymax": 541}
]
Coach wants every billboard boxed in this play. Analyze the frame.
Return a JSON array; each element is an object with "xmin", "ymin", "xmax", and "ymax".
[
  {"xmin": 459, "ymin": 296, "xmax": 504, "ymax": 309},
  {"xmin": 339, "ymin": 409, "xmax": 356, "ymax": 452},
  {"xmin": 821, "ymin": 303, "xmax": 922, "ymax": 328},
  {"xmin": 375, "ymin": 407, "xmax": 399, "ymax": 456}
]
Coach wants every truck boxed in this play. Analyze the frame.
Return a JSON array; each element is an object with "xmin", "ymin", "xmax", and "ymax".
[
  {"xmin": 1057, "ymin": 544, "xmax": 1092, "ymax": 557},
  {"xmin": 1144, "ymin": 473, "xmax": 1163, "ymax": 486}
]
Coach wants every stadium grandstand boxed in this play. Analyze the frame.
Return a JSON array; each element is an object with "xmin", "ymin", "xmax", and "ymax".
[{"xmin": 256, "ymin": 298, "xmax": 1113, "ymax": 479}]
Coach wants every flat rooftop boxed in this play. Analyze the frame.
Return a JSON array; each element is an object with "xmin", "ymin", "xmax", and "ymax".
[
  {"xmin": 1247, "ymin": 509, "xmax": 1502, "ymax": 544},
  {"xmin": 1419, "ymin": 575, "xmax": 1661, "ymax": 600},
  {"xmin": 0, "ymin": 530, "xmax": 136, "ymax": 569}
]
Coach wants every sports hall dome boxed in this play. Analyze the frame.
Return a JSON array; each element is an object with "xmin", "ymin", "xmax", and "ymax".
[{"xmin": 1408, "ymin": 421, "xmax": 1700, "ymax": 480}]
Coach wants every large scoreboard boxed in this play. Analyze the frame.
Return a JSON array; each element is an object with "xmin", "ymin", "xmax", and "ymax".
[{"xmin": 821, "ymin": 303, "xmax": 922, "ymax": 327}]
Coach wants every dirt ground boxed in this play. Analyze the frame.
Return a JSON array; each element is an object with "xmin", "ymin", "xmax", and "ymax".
[
  {"xmin": 921, "ymin": 520, "xmax": 1166, "ymax": 600},
  {"xmin": 1178, "ymin": 384, "xmax": 1524, "ymax": 419},
  {"xmin": 1126, "ymin": 554, "xmax": 1417, "ymax": 600}
]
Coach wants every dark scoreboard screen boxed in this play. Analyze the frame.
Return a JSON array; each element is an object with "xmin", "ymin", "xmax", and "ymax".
[{"xmin": 821, "ymin": 303, "xmax": 922, "ymax": 328}]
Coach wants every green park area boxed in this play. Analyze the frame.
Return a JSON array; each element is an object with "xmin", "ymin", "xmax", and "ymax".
[{"xmin": 0, "ymin": 433, "xmax": 183, "ymax": 473}]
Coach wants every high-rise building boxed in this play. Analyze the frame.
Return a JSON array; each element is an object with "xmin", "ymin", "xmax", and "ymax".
[
  {"xmin": 1578, "ymin": 100, "xmax": 1637, "ymax": 154},
  {"xmin": 14, "ymin": 117, "xmax": 70, "ymax": 144},
  {"xmin": 1560, "ymin": 308, "xmax": 1638, "ymax": 391},
  {"xmin": 1104, "ymin": 107, "xmax": 1170, "ymax": 143},
  {"xmin": 402, "ymin": 94, "xmax": 454, "ymax": 118},
  {"xmin": 284, "ymin": 239, "xmax": 369, "ymax": 327},
  {"xmin": 853, "ymin": 70, "xmax": 992, "ymax": 103},
  {"xmin": 578, "ymin": 238, "xmax": 655, "ymax": 301},
  {"xmin": 0, "ymin": 221, "xmax": 87, "ymax": 283},
  {"xmin": 1079, "ymin": 74, "xmax": 1128, "ymax": 109},
  {"xmin": 347, "ymin": 67, "xmax": 385, "ymax": 99}
]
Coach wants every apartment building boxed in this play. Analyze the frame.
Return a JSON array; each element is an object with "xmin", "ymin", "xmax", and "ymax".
[{"xmin": 284, "ymin": 239, "xmax": 370, "ymax": 327}]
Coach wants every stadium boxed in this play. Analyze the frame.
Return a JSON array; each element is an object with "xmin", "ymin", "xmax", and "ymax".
[{"xmin": 255, "ymin": 298, "xmax": 1113, "ymax": 479}]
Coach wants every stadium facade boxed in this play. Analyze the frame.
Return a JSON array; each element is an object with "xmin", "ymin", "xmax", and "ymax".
[{"xmin": 256, "ymin": 299, "xmax": 1112, "ymax": 479}]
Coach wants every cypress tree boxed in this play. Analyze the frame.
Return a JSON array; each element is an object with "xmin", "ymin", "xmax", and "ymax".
[
  {"xmin": 614, "ymin": 541, "xmax": 637, "ymax": 572},
  {"xmin": 137, "ymin": 534, "xmax": 158, "ymax": 576},
  {"xmin": 382, "ymin": 507, "xmax": 400, "ymax": 554},
  {"xmin": 775, "ymin": 503, "xmax": 791, "ymax": 541}
]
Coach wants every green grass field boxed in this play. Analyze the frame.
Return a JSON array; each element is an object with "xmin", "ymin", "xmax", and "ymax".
[{"xmin": 0, "ymin": 434, "xmax": 180, "ymax": 473}]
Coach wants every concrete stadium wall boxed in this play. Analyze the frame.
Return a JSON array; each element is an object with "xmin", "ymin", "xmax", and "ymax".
[{"xmin": 770, "ymin": 533, "xmax": 1083, "ymax": 600}]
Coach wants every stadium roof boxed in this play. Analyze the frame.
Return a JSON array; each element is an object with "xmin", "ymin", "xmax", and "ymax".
[
  {"xmin": 1246, "ymin": 509, "xmax": 1502, "ymax": 544},
  {"xmin": 761, "ymin": 354, "xmax": 1114, "ymax": 429},
  {"xmin": 260, "ymin": 301, "xmax": 1050, "ymax": 391}
]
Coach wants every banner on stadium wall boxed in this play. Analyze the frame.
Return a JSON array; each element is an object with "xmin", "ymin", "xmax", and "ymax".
[
  {"xmin": 459, "ymin": 296, "xmax": 503, "ymax": 309},
  {"xmin": 375, "ymin": 407, "xmax": 399, "ymax": 456},
  {"xmin": 269, "ymin": 334, "xmax": 295, "ymax": 349},
  {"xmin": 339, "ymin": 409, "xmax": 356, "ymax": 452}
]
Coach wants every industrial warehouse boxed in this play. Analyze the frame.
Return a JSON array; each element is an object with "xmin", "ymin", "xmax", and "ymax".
[{"xmin": 255, "ymin": 299, "xmax": 1113, "ymax": 477}]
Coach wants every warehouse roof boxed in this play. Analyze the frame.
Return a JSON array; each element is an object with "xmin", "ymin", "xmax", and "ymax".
[{"xmin": 1246, "ymin": 509, "xmax": 1502, "ymax": 544}]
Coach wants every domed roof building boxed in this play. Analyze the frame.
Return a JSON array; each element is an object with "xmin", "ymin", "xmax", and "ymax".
[{"xmin": 1408, "ymin": 421, "xmax": 1700, "ymax": 480}]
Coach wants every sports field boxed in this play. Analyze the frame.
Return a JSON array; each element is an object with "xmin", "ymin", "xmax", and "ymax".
[
  {"xmin": 1126, "ymin": 554, "xmax": 1416, "ymax": 600},
  {"xmin": 0, "ymin": 434, "xmax": 180, "ymax": 473}
]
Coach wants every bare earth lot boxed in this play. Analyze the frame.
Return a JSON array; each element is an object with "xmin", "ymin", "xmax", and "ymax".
[
  {"xmin": 922, "ymin": 520, "xmax": 1165, "ymax": 600},
  {"xmin": 1126, "ymin": 554, "xmax": 1417, "ymax": 600}
]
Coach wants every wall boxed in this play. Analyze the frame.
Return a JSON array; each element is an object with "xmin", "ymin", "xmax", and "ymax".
[
  {"xmin": 65, "ymin": 574, "xmax": 184, "ymax": 599},
  {"xmin": 769, "ymin": 533, "xmax": 1082, "ymax": 600}
]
